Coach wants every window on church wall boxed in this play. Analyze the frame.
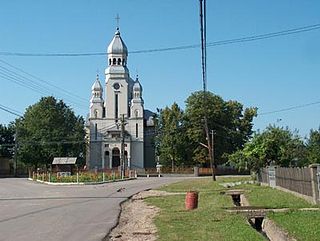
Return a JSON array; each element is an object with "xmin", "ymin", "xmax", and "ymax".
[
  {"xmin": 94, "ymin": 109, "xmax": 98, "ymax": 118},
  {"xmin": 94, "ymin": 123, "xmax": 98, "ymax": 140},
  {"xmin": 117, "ymin": 58, "xmax": 121, "ymax": 65},
  {"xmin": 111, "ymin": 133, "xmax": 120, "ymax": 138},
  {"xmin": 136, "ymin": 123, "xmax": 138, "ymax": 138},
  {"xmin": 109, "ymin": 59, "xmax": 111, "ymax": 66},
  {"xmin": 115, "ymin": 93, "xmax": 119, "ymax": 121},
  {"xmin": 123, "ymin": 59, "xmax": 126, "ymax": 66},
  {"xmin": 135, "ymin": 110, "xmax": 139, "ymax": 118},
  {"xmin": 113, "ymin": 58, "xmax": 116, "ymax": 65}
]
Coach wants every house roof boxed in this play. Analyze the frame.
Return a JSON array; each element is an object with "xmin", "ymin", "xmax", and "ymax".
[{"xmin": 52, "ymin": 157, "xmax": 77, "ymax": 165}]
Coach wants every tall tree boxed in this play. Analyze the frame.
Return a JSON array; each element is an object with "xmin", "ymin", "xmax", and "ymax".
[
  {"xmin": 0, "ymin": 123, "xmax": 15, "ymax": 158},
  {"xmin": 228, "ymin": 125, "xmax": 306, "ymax": 171},
  {"xmin": 16, "ymin": 96, "xmax": 85, "ymax": 167},
  {"xmin": 184, "ymin": 91, "xmax": 257, "ymax": 165},
  {"xmin": 156, "ymin": 103, "xmax": 190, "ymax": 170},
  {"xmin": 306, "ymin": 128, "xmax": 320, "ymax": 164}
]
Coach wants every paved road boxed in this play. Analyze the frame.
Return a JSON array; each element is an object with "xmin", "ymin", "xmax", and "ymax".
[{"xmin": 0, "ymin": 177, "xmax": 190, "ymax": 241}]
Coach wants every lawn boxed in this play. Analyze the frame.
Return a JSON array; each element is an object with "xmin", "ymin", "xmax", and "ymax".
[
  {"xmin": 242, "ymin": 184, "xmax": 314, "ymax": 209},
  {"xmin": 145, "ymin": 177, "xmax": 319, "ymax": 241},
  {"xmin": 146, "ymin": 178, "xmax": 265, "ymax": 241},
  {"xmin": 268, "ymin": 210, "xmax": 320, "ymax": 241}
]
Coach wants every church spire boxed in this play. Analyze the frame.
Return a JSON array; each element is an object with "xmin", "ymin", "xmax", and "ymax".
[{"xmin": 107, "ymin": 17, "xmax": 128, "ymax": 67}]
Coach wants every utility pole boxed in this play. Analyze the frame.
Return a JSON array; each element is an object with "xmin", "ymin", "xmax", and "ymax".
[
  {"xmin": 210, "ymin": 130, "xmax": 216, "ymax": 181},
  {"xmin": 13, "ymin": 130, "xmax": 18, "ymax": 177},
  {"xmin": 119, "ymin": 114, "xmax": 127, "ymax": 179}
]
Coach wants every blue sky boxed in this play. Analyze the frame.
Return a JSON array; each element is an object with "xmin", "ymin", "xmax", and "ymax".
[{"xmin": 0, "ymin": 0, "xmax": 319, "ymax": 137}]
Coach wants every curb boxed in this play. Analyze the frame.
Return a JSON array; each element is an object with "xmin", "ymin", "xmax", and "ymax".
[{"xmin": 28, "ymin": 177, "xmax": 137, "ymax": 186}]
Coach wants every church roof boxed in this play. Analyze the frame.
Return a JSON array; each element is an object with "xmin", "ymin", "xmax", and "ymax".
[
  {"xmin": 91, "ymin": 75, "xmax": 103, "ymax": 91},
  {"xmin": 107, "ymin": 29, "xmax": 128, "ymax": 55},
  {"xmin": 52, "ymin": 157, "xmax": 77, "ymax": 165},
  {"xmin": 133, "ymin": 78, "xmax": 142, "ymax": 91}
]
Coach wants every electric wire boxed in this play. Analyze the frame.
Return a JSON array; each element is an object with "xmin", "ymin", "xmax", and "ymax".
[
  {"xmin": 0, "ymin": 61, "xmax": 88, "ymax": 110},
  {"xmin": 258, "ymin": 100, "xmax": 320, "ymax": 116},
  {"xmin": 0, "ymin": 104, "xmax": 22, "ymax": 117},
  {"xmin": 0, "ymin": 23, "xmax": 319, "ymax": 57},
  {"xmin": 0, "ymin": 59, "xmax": 87, "ymax": 103}
]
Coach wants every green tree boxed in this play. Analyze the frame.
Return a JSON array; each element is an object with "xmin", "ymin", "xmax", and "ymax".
[
  {"xmin": 184, "ymin": 91, "xmax": 257, "ymax": 165},
  {"xmin": 16, "ymin": 96, "xmax": 85, "ymax": 167},
  {"xmin": 228, "ymin": 125, "xmax": 306, "ymax": 171},
  {"xmin": 306, "ymin": 128, "xmax": 320, "ymax": 164},
  {"xmin": 156, "ymin": 103, "xmax": 190, "ymax": 170},
  {"xmin": 0, "ymin": 123, "xmax": 15, "ymax": 158}
]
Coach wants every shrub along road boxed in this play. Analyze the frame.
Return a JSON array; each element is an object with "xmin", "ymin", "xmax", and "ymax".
[{"xmin": 0, "ymin": 177, "xmax": 191, "ymax": 241}]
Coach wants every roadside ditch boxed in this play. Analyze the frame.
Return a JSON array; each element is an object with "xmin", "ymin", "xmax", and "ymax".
[{"xmin": 224, "ymin": 189, "xmax": 296, "ymax": 241}]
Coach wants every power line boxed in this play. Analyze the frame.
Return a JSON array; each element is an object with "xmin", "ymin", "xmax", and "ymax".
[
  {"xmin": 0, "ymin": 69, "xmax": 88, "ymax": 109},
  {"xmin": 0, "ymin": 59, "xmax": 88, "ymax": 103},
  {"xmin": 0, "ymin": 61, "xmax": 88, "ymax": 110},
  {"xmin": 259, "ymin": 100, "xmax": 320, "ymax": 116},
  {"xmin": 0, "ymin": 23, "xmax": 319, "ymax": 57},
  {"xmin": 0, "ymin": 104, "xmax": 22, "ymax": 117},
  {"xmin": 0, "ymin": 59, "xmax": 88, "ymax": 106}
]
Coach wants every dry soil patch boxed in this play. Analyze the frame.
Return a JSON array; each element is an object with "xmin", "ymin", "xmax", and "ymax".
[{"xmin": 109, "ymin": 190, "xmax": 182, "ymax": 241}]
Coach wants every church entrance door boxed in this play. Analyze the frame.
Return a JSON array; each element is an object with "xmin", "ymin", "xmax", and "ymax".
[{"xmin": 112, "ymin": 148, "xmax": 120, "ymax": 168}]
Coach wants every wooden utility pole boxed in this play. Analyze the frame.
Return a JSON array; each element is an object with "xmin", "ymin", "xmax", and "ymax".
[
  {"xmin": 13, "ymin": 130, "xmax": 18, "ymax": 177},
  {"xmin": 210, "ymin": 130, "xmax": 216, "ymax": 181},
  {"xmin": 119, "ymin": 114, "xmax": 127, "ymax": 179}
]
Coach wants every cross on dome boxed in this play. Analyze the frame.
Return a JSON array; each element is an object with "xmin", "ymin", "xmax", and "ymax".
[{"xmin": 115, "ymin": 14, "xmax": 120, "ymax": 30}]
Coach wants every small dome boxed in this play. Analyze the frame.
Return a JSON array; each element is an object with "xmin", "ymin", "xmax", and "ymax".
[
  {"xmin": 91, "ymin": 75, "xmax": 103, "ymax": 91},
  {"xmin": 133, "ymin": 77, "xmax": 142, "ymax": 91},
  {"xmin": 107, "ymin": 29, "xmax": 128, "ymax": 55}
]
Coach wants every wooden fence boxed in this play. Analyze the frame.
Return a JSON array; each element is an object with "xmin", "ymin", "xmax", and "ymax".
[
  {"xmin": 258, "ymin": 165, "xmax": 320, "ymax": 204},
  {"xmin": 144, "ymin": 166, "xmax": 249, "ymax": 176},
  {"xmin": 276, "ymin": 167, "xmax": 313, "ymax": 197},
  {"xmin": 259, "ymin": 168, "xmax": 269, "ymax": 184}
]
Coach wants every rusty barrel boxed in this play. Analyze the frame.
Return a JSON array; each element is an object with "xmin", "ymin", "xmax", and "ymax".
[{"xmin": 185, "ymin": 191, "xmax": 198, "ymax": 210}]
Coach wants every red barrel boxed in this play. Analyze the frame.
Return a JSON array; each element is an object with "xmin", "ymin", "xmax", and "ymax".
[{"xmin": 185, "ymin": 191, "xmax": 198, "ymax": 210}]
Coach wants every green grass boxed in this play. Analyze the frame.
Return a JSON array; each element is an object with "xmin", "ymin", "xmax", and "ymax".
[
  {"xmin": 159, "ymin": 178, "xmax": 220, "ymax": 192},
  {"xmin": 242, "ymin": 184, "xmax": 314, "ymax": 209},
  {"xmin": 146, "ymin": 178, "xmax": 265, "ymax": 241},
  {"xmin": 146, "ymin": 177, "xmax": 319, "ymax": 241},
  {"xmin": 268, "ymin": 210, "xmax": 320, "ymax": 241}
]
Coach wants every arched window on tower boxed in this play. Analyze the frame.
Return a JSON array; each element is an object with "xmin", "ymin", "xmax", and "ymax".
[
  {"xmin": 113, "ymin": 58, "xmax": 116, "ymax": 65},
  {"xmin": 123, "ymin": 59, "xmax": 126, "ymax": 66},
  {"xmin": 118, "ymin": 58, "xmax": 121, "ymax": 65},
  {"xmin": 109, "ymin": 59, "xmax": 111, "ymax": 65},
  {"xmin": 94, "ymin": 109, "xmax": 98, "ymax": 118}
]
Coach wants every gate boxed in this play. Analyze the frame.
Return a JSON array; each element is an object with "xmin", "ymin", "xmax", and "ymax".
[{"xmin": 268, "ymin": 166, "xmax": 276, "ymax": 188}]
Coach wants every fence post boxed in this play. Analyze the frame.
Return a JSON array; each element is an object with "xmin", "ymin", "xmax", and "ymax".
[
  {"xmin": 268, "ymin": 165, "xmax": 277, "ymax": 188},
  {"xmin": 194, "ymin": 166, "xmax": 199, "ymax": 177},
  {"xmin": 77, "ymin": 171, "xmax": 79, "ymax": 184},
  {"xmin": 309, "ymin": 164, "xmax": 320, "ymax": 204}
]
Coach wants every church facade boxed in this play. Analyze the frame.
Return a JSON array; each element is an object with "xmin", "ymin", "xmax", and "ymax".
[{"xmin": 86, "ymin": 28, "xmax": 155, "ymax": 170}]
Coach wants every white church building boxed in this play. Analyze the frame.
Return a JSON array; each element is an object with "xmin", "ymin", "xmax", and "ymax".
[{"xmin": 86, "ymin": 28, "xmax": 155, "ymax": 170}]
